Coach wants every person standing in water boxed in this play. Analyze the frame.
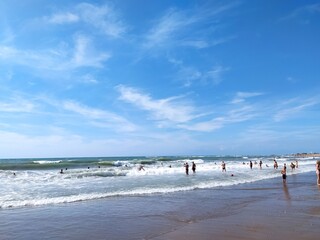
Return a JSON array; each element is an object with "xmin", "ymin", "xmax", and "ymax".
[
  {"xmin": 316, "ymin": 160, "xmax": 320, "ymax": 185},
  {"xmin": 184, "ymin": 162, "xmax": 189, "ymax": 175},
  {"xmin": 274, "ymin": 159, "xmax": 278, "ymax": 169},
  {"xmin": 221, "ymin": 161, "xmax": 226, "ymax": 172},
  {"xmin": 281, "ymin": 163, "xmax": 287, "ymax": 183},
  {"xmin": 192, "ymin": 161, "xmax": 196, "ymax": 173}
]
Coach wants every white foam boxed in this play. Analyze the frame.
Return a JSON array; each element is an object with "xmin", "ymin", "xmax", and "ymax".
[
  {"xmin": 33, "ymin": 160, "xmax": 61, "ymax": 164},
  {"xmin": 0, "ymin": 157, "xmax": 316, "ymax": 209}
]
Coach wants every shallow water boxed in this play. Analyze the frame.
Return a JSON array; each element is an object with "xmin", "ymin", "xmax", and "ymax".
[
  {"xmin": 1, "ymin": 172, "xmax": 318, "ymax": 240},
  {"xmin": 0, "ymin": 155, "xmax": 317, "ymax": 209}
]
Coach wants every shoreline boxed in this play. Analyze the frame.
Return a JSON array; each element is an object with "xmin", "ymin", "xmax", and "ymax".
[
  {"xmin": 1, "ymin": 171, "xmax": 319, "ymax": 240},
  {"xmin": 152, "ymin": 173, "xmax": 320, "ymax": 240}
]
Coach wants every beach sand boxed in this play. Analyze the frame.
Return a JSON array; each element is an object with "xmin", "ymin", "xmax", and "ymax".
[{"xmin": 1, "ymin": 172, "xmax": 319, "ymax": 240}]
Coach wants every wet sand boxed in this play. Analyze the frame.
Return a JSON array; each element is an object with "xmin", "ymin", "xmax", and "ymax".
[{"xmin": 1, "ymin": 172, "xmax": 319, "ymax": 240}]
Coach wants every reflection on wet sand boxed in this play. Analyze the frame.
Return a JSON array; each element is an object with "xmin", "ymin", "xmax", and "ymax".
[{"xmin": 283, "ymin": 182, "xmax": 291, "ymax": 202}]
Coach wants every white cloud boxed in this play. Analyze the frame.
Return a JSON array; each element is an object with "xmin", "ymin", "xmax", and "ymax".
[
  {"xmin": 231, "ymin": 92, "xmax": 264, "ymax": 104},
  {"xmin": 205, "ymin": 65, "xmax": 230, "ymax": 85},
  {"xmin": 0, "ymin": 35, "xmax": 111, "ymax": 71},
  {"xmin": 0, "ymin": 96, "xmax": 35, "ymax": 113},
  {"xmin": 46, "ymin": 3, "xmax": 126, "ymax": 38},
  {"xmin": 179, "ymin": 105, "xmax": 256, "ymax": 132},
  {"xmin": 70, "ymin": 35, "xmax": 111, "ymax": 68},
  {"xmin": 178, "ymin": 117, "xmax": 225, "ymax": 132},
  {"xmin": 273, "ymin": 98, "xmax": 319, "ymax": 122},
  {"xmin": 116, "ymin": 85, "xmax": 204, "ymax": 124},
  {"xmin": 76, "ymin": 3, "xmax": 126, "ymax": 38},
  {"xmin": 116, "ymin": 85, "xmax": 260, "ymax": 133},
  {"xmin": 143, "ymin": 2, "xmax": 238, "ymax": 50},
  {"xmin": 81, "ymin": 74, "xmax": 99, "ymax": 84},
  {"xmin": 48, "ymin": 12, "xmax": 79, "ymax": 24},
  {"xmin": 280, "ymin": 3, "xmax": 320, "ymax": 23},
  {"xmin": 63, "ymin": 100, "xmax": 137, "ymax": 132},
  {"xmin": 144, "ymin": 8, "xmax": 188, "ymax": 49},
  {"xmin": 181, "ymin": 36, "xmax": 236, "ymax": 49},
  {"xmin": 168, "ymin": 57, "xmax": 229, "ymax": 86}
]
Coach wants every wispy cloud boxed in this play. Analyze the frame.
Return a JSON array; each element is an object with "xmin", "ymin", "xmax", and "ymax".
[
  {"xmin": 116, "ymin": 85, "xmax": 258, "ymax": 132},
  {"xmin": 46, "ymin": 3, "xmax": 126, "ymax": 38},
  {"xmin": 280, "ymin": 3, "xmax": 320, "ymax": 23},
  {"xmin": 181, "ymin": 36, "xmax": 236, "ymax": 49},
  {"xmin": 168, "ymin": 57, "xmax": 229, "ymax": 86},
  {"xmin": 116, "ymin": 85, "xmax": 204, "ymax": 124},
  {"xmin": 76, "ymin": 3, "xmax": 126, "ymax": 38},
  {"xmin": 143, "ymin": 2, "xmax": 238, "ymax": 50},
  {"xmin": 0, "ymin": 96, "xmax": 35, "ymax": 113},
  {"xmin": 179, "ymin": 105, "xmax": 256, "ymax": 132},
  {"xmin": 231, "ymin": 92, "xmax": 264, "ymax": 104},
  {"xmin": 273, "ymin": 97, "xmax": 319, "ymax": 122},
  {"xmin": 63, "ymin": 100, "xmax": 137, "ymax": 132},
  {"xmin": 205, "ymin": 65, "xmax": 230, "ymax": 85},
  {"xmin": 70, "ymin": 35, "xmax": 111, "ymax": 68},
  {"xmin": 143, "ymin": 8, "xmax": 188, "ymax": 49},
  {"xmin": 0, "ymin": 35, "xmax": 111, "ymax": 71},
  {"xmin": 48, "ymin": 12, "xmax": 79, "ymax": 24}
]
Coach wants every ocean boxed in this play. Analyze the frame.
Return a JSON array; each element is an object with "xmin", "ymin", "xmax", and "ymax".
[{"xmin": 0, "ymin": 155, "xmax": 317, "ymax": 209}]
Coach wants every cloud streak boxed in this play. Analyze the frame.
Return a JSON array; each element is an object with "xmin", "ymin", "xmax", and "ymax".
[
  {"xmin": 168, "ymin": 57, "xmax": 230, "ymax": 87},
  {"xmin": 116, "ymin": 85, "xmax": 259, "ymax": 132},
  {"xmin": 0, "ymin": 35, "xmax": 111, "ymax": 71},
  {"xmin": 273, "ymin": 97, "xmax": 319, "ymax": 122},
  {"xmin": 46, "ymin": 3, "xmax": 126, "ymax": 38},
  {"xmin": 0, "ymin": 97, "xmax": 35, "ymax": 113},
  {"xmin": 116, "ymin": 85, "xmax": 204, "ymax": 124},
  {"xmin": 63, "ymin": 100, "xmax": 137, "ymax": 132},
  {"xmin": 143, "ymin": 2, "xmax": 238, "ymax": 50},
  {"xmin": 231, "ymin": 92, "xmax": 264, "ymax": 104},
  {"xmin": 48, "ymin": 12, "xmax": 79, "ymax": 24}
]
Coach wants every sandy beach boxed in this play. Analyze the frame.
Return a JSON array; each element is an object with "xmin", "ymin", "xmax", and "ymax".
[{"xmin": 1, "ymin": 171, "xmax": 319, "ymax": 240}]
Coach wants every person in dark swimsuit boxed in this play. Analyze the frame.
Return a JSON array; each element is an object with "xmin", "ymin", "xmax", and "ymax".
[
  {"xmin": 221, "ymin": 161, "xmax": 226, "ymax": 172},
  {"xmin": 184, "ymin": 162, "xmax": 189, "ymax": 175},
  {"xmin": 192, "ymin": 162, "xmax": 196, "ymax": 173},
  {"xmin": 281, "ymin": 164, "xmax": 287, "ymax": 183}
]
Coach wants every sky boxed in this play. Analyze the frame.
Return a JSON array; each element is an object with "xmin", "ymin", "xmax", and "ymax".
[{"xmin": 0, "ymin": 0, "xmax": 319, "ymax": 158}]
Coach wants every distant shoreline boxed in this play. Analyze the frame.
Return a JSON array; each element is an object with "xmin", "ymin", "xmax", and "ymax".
[{"xmin": 292, "ymin": 153, "xmax": 320, "ymax": 158}]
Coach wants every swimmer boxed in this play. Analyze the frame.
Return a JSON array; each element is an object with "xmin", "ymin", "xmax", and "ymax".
[
  {"xmin": 60, "ymin": 169, "xmax": 64, "ymax": 174},
  {"xmin": 221, "ymin": 161, "xmax": 226, "ymax": 172},
  {"xmin": 259, "ymin": 160, "xmax": 263, "ymax": 169},
  {"xmin": 274, "ymin": 159, "xmax": 278, "ymax": 169},
  {"xmin": 316, "ymin": 160, "xmax": 320, "ymax": 185},
  {"xmin": 192, "ymin": 162, "xmax": 196, "ymax": 173},
  {"xmin": 184, "ymin": 162, "xmax": 189, "ymax": 175},
  {"xmin": 290, "ymin": 162, "xmax": 296, "ymax": 170},
  {"xmin": 281, "ymin": 164, "xmax": 287, "ymax": 183}
]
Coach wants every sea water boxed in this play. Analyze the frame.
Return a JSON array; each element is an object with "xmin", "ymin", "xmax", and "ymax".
[{"xmin": 0, "ymin": 155, "xmax": 317, "ymax": 209}]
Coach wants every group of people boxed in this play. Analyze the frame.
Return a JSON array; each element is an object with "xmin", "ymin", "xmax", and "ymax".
[
  {"xmin": 184, "ymin": 162, "xmax": 196, "ymax": 175},
  {"xmin": 282, "ymin": 159, "xmax": 320, "ymax": 185},
  {"xmin": 183, "ymin": 159, "xmax": 320, "ymax": 185}
]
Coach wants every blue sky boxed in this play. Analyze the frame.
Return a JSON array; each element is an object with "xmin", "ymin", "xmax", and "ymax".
[{"xmin": 0, "ymin": 0, "xmax": 319, "ymax": 158}]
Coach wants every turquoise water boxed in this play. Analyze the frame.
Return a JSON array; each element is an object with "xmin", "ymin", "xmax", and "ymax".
[{"xmin": 0, "ymin": 155, "xmax": 317, "ymax": 209}]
